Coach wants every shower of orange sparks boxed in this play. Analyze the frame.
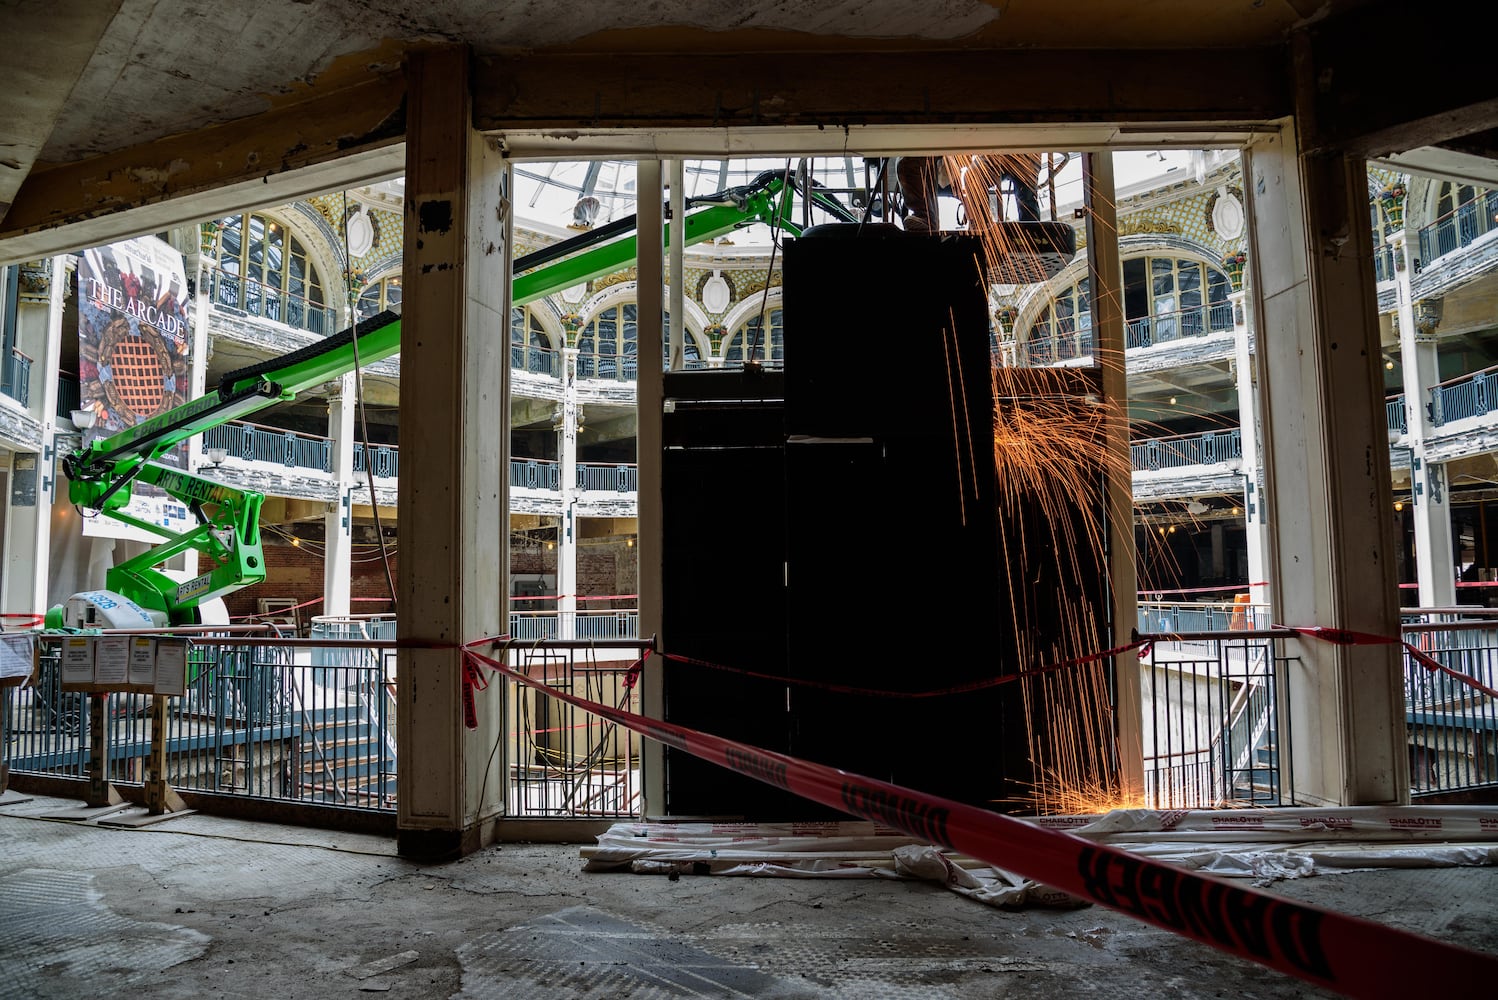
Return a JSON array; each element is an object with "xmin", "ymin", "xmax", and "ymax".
[{"xmin": 936, "ymin": 148, "xmax": 1148, "ymax": 814}]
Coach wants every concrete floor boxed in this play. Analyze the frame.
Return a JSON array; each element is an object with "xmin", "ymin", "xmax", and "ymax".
[{"xmin": 3, "ymin": 792, "xmax": 1496, "ymax": 1000}]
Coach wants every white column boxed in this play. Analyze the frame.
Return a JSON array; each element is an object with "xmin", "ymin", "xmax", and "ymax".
[
  {"xmin": 1082, "ymin": 152, "xmax": 1144, "ymax": 800},
  {"xmin": 1230, "ymin": 287, "xmax": 1270, "ymax": 608},
  {"xmin": 323, "ymin": 372, "xmax": 355, "ymax": 618},
  {"xmin": 1389, "ymin": 229, "xmax": 1455, "ymax": 608},
  {"xmin": 556, "ymin": 350, "xmax": 579, "ymax": 639},
  {"xmin": 1243, "ymin": 126, "xmax": 1407, "ymax": 806}
]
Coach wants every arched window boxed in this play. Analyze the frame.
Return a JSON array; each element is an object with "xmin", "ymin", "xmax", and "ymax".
[
  {"xmin": 355, "ymin": 275, "xmax": 402, "ymax": 323},
  {"xmin": 663, "ymin": 323, "xmax": 703, "ymax": 370},
  {"xmin": 577, "ymin": 304, "xmax": 638, "ymax": 380},
  {"xmin": 510, "ymin": 306, "xmax": 556, "ymax": 376},
  {"xmin": 209, "ymin": 213, "xmax": 330, "ymax": 333},
  {"xmin": 724, "ymin": 307, "xmax": 783, "ymax": 367},
  {"xmin": 1024, "ymin": 278, "xmax": 1091, "ymax": 364}
]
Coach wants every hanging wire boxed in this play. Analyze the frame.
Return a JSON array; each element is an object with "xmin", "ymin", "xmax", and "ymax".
[
  {"xmin": 341, "ymin": 191, "xmax": 398, "ymax": 610},
  {"xmin": 746, "ymin": 158, "xmax": 792, "ymax": 367}
]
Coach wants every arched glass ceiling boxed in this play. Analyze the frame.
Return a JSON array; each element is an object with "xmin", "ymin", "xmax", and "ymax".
[{"xmin": 368, "ymin": 151, "xmax": 1221, "ymax": 250}]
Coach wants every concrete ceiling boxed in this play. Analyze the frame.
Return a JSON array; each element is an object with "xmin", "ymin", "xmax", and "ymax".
[{"xmin": 8, "ymin": 0, "xmax": 1493, "ymax": 265}]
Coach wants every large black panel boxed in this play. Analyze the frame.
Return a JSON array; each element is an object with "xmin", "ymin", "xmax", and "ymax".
[
  {"xmin": 784, "ymin": 229, "xmax": 993, "ymax": 439},
  {"xmin": 660, "ymin": 370, "xmax": 813, "ymax": 817}
]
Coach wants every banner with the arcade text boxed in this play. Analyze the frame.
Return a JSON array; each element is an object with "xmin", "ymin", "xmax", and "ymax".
[{"xmin": 76, "ymin": 236, "xmax": 194, "ymax": 541}]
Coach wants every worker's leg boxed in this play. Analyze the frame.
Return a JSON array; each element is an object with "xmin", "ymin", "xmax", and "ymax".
[{"xmin": 897, "ymin": 156, "xmax": 937, "ymax": 232}]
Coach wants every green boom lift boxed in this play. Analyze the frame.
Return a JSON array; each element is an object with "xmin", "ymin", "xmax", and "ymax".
[{"xmin": 48, "ymin": 168, "xmax": 868, "ymax": 629}]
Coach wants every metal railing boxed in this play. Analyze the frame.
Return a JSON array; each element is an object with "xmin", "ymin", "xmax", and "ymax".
[
  {"xmin": 2, "ymin": 348, "xmax": 31, "ymax": 406},
  {"xmin": 1137, "ymin": 600, "xmax": 1268, "ymax": 633},
  {"xmin": 1130, "ymin": 429, "xmax": 1241, "ymax": 471},
  {"xmin": 1430, "ymin": 364, "xmax": 1498, "ymax": 427},
  {"xmin": 506, "ymin": 639, "xmax": 646, "ymax": 818},
  {"xmin": 4, "ymin": 633, "xmax": 397, "ymax": 811},
  {"xmin": 1417, "ymin": 190, "xmax": 1498, "ymax": 265},
  {"xmin": 1138, "ymin": 628, "xmax": 1292, "ymax": 809},
  {"xmin": 1126, "ymin": 302, "xmax": 1236, "ymax": 350},
  {"xmin": 1387, "ymin": 395, "xmax": 1407, "ymax": 436},
  {"xmin": 576, "ymin": 463, "xmax": 637, "ymax": 493},
  {"xmin": 1019, "ymin": 302, "xmax": 1235, "ymax": 364},
  {"xmin": 204, "ymin": 420, "xmax": 330, "ymax": 470},
  {"xmin": 1400, "ymin": 617, "xmax": 1498, "ymax": 797},
  {"xmin": 198, "ymin": 423, "xmax": 640, "ymax": 495},
  {"xmin": 1374, "ymin": 241, "xmax": 1397, "ymax": 283},
  {"xmin": 4, "ymin": 628, "xmax": 648, "ymax": 821},
  {"xmin": 512, "ymin": 344, "xmax": 562, "ymax": 378},
  {"xmin": 205, "ymin": 264, "xmax": 337, "ymax": 335},
  {"xmin": 509, "ymin": 610, "xmax": 640, "ymax": 641},
  {"xmin": 511, "ymin": 458, "xmax": 562, "ymax": 491}
]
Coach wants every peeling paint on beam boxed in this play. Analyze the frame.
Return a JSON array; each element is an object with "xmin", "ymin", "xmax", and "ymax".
[
  {"xmin": 0, "ymin": 71, "xmax": 406, "ymax": 256},
  {"xmin": 476, "ymin": 48, "xmax": 1291, "ymax": 131}
]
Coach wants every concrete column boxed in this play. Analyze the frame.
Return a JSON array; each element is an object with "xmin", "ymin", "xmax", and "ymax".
[
  {"xmin": 323, "ymin": 372, "xmax": 355, "ymax": 619},
  {"xmin": 1230, "ymin": 288, "xmax": 1271, "ymax": 606},
  {"xmin": 1243, "ymin": 123, "xmax": 1408, "ymax": 806},
  {"xmin": 396, "ymin": 46, "xmax": 510, "ymax": 858},
  {"xmin": 1389, "ymin": 229, "xmax": 1455, "ymax": 608},
  {"xmin": 555, "ymin": 352, "xmax": 579, "ymax": 639},
  {"xmin": 636, "ymin": 160, "xmax": 666, "ymax": 815},
  {"xmin": 1082, "ymin": 152, "xmax": 1145, "ymax": 800}
]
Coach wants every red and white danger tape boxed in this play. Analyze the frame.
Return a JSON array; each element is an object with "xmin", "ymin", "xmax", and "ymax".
[{"xmin": 463, "ymin": 642, "xmax": 1498, "ymax": 999}]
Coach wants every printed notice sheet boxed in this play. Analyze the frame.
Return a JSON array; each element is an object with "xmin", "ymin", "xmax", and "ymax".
[
  {"xmin": 93, "ymin": 636, "xmax": 130, "ymax": 687},
  {"xmin": 0, "ymin": 632, "xmax": 37, "ymax": 683},
  {"xmin": 61, "ymin": 637, "xmax": 95, "ymax": 687},
  {"xmin": 154, "ymin": 639, "xmax": 187, "ymax": 697},
  {"xmin": 128, "ymin": 637, "xmax": 157, "ymax": 686}
]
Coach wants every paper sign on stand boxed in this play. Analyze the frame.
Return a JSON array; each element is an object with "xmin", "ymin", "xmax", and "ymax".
[
  {"xmin": 60, "ymin": 638, "xmax": 95, "ymax": 688},
  {"xmin": 0, "ymin": 633, "xmax": 37, "ymax": 687},
  {"xmin": 154, "ymin": 640, "xmax": 187, "ymax": 697},
  {"xmin": 93, "ymin": 636, "xmax": 130, "ymax": 688},
  {"xmin": 128, "ymin": 637, "xmax": 157, "ymax": 689}
]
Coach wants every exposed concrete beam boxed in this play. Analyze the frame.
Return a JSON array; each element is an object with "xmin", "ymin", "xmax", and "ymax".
[
  {"xmin": 1295, "ymin": 0, "xmax": 1498, "ymax": 157},
  {"xmin": 0, "ymin": 0, "xmax": 122, "ymax": 228},
  {"xmin": 476, "ymin": 47, "xmax": 1291, "ymax": 136},
  {"xmin": 0, "ymin": 70, "xmax": 406, "ymax": 266},
  {"xmin": 1368, "ymin": 147, "xmax": 1498, "ymax": 190}
]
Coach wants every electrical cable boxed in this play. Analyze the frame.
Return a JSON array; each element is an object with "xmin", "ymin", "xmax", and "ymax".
[{"xmin": 746, "ymin": 159, "xmax": 792, "ymax": 366}]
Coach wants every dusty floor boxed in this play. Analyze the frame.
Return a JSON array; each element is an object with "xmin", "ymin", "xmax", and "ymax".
[{"xmin": 2, "ymin": 792, "xmax": 1496, "ymax": 999}]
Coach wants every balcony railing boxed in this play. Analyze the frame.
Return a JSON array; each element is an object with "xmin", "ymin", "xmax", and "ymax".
[
  {"xmin": 206, "ymin": 264, "xmax": 337, "ymax": 336},
  {"xmin": 1430, "ymin": 364, "xmax": 1498, "ymax": 427},
  {"xmin": 512, "ymin": 344, "xmax": 562, "ymax": 378},
  {"xmin": 205, "ymin": 420, "xmax": 330, "ymax": 470},
  {"xmin": 1417, "ymin": 190, "xmax": 1498, "ymax": 265},
  {"xmin": 1387, "ymin": 395, "xmax": 1407, "ymax": 436},
  {"xmin": 2, "ymin": 348, "xmax": 31, "ymax": 406},
  {"xmin": 1130, "ymin": 429, "xmax": 1241, "ymax": 471},
  {"xmin": 1374, "ymin": 241, "xmax": 1397, "ymax": 283},
  {"xmin": 1126, "ymin": 302, "xmax": 1235, "ymax": 350},
  {"xmin": 1020, "ymin": 302, "xmax": 1236, "ymax": 364}
]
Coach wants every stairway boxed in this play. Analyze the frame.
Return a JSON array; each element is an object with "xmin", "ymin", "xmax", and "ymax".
[{"xmin": 295, "ymin": 704, "xmax": 396, "ymax": 807}]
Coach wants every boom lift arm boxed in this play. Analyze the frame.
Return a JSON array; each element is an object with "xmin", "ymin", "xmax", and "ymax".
[{"xmin": 53, "ymin": 169, "xmax": 859, "ymax": 627}]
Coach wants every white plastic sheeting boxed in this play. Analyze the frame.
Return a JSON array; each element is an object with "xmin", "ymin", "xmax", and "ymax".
[{"xmin": 583, "ymin": 806, "xmax": 1498, "ymax": 907}]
